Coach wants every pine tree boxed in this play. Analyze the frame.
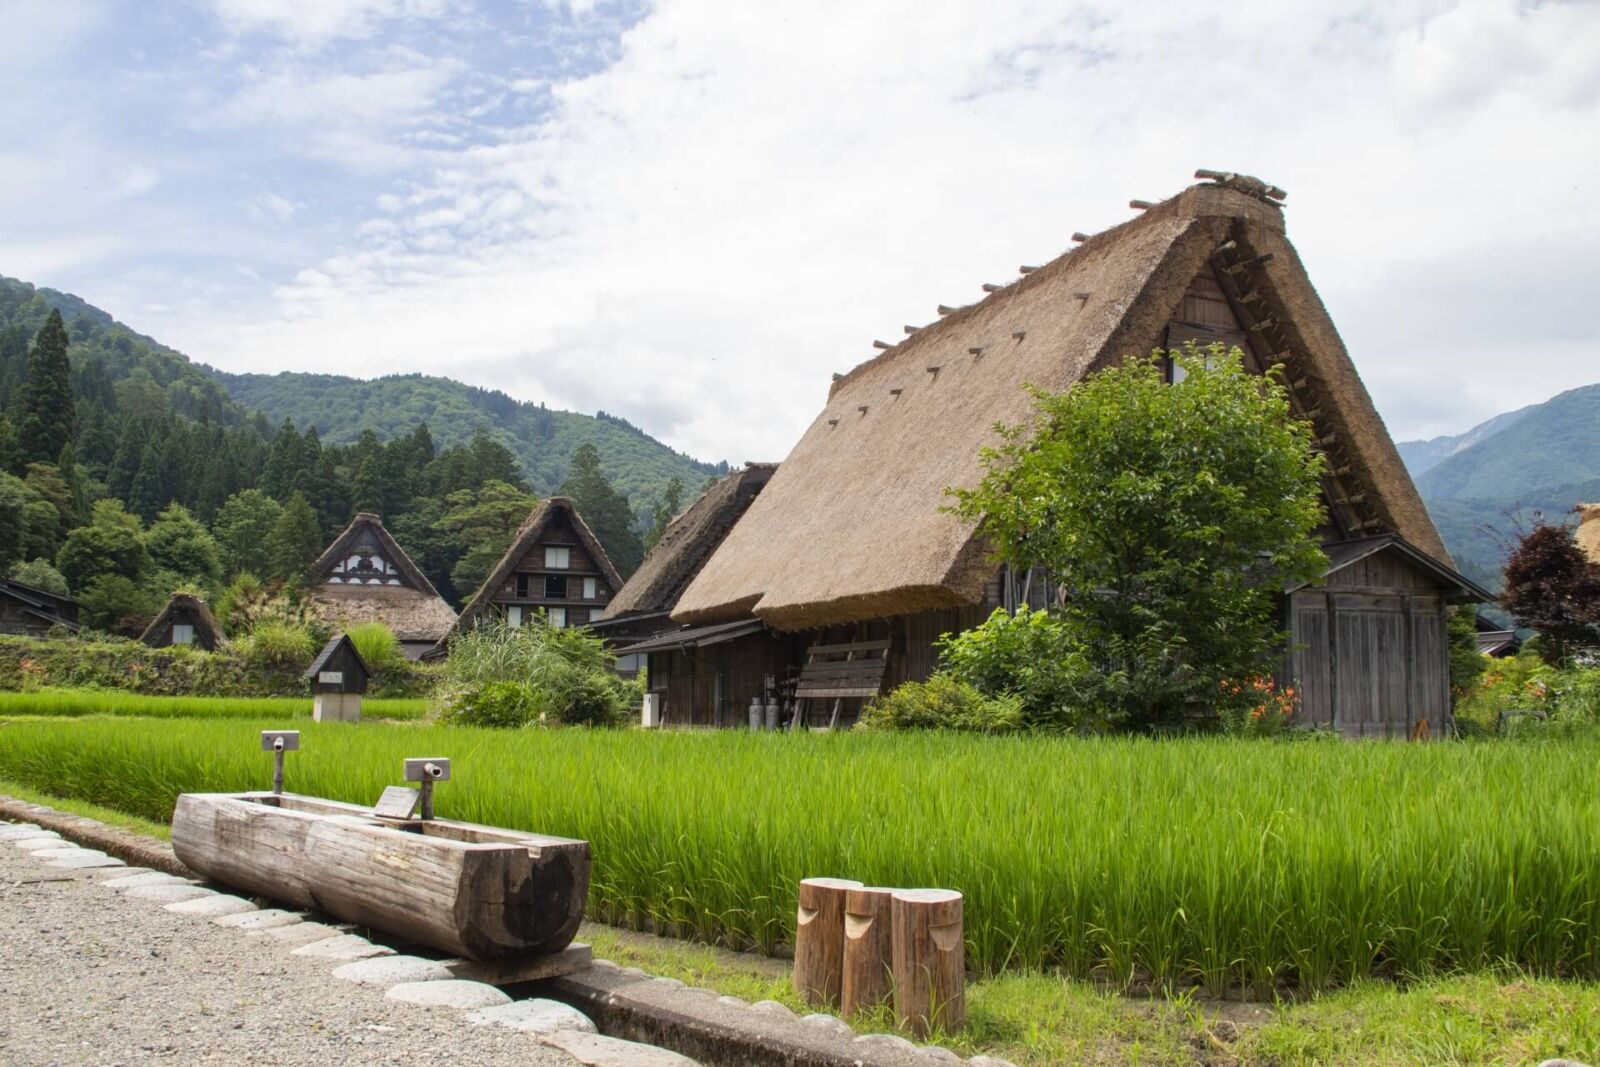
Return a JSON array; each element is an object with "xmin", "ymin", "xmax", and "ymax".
[
  {"xmin": 268, "ymin": 490, "xmax": 324, "ymax": 583},
  {"xmin": 644, "ymin": 477, "xmax": 685, "ymax": 552},
  {"xmin": 560, "ymin": 442, "xmax": 644, "ymax": 576},
  {"xmin": 19, "ymin": 309, "xmax": 74, "ymax": 465}
]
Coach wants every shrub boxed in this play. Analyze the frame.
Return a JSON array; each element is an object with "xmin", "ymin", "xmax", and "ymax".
[
  {"xmin": 437, "ymin": 621, "xmax": 632, "ymax": 728},
  {"xmin": 240, "ymin": 622, "xmax": 316, "ymax": 671},
  {"xmin": 346, "ymin": 621, "xmax": 404, "ymax": 673},
  {"xmin": 861, "ymin": 673, "xmax": 1023, "ymax": 734},
  {"xmin": 937, "ymin": 607, "xmax": 1090, "ymax": 730},
  {"xmin": 439, "ymin": 680, "xmax": 543, "ymax": 728}
]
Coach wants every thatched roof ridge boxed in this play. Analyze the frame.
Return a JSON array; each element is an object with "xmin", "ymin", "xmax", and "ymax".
[
  {"xmin": 139, "ymin": 592, "xmax": 226, "ymax": 648},
  {"xmin": 673, "ymin": 176, "xmax": 1447, "ymax": 631},
  {"xmin": 313, "ymin": 512, "xmax": 440, "ymax": 598},
  {"xmin": 437, "ymin": 496, "xmax": 622, "ymax": 647},
  {"xmin": 602, "ymin": 463, "xmax": 778, "ymax": 619},
  {"xmin": 1577, "ymin": 503, "xmax": 1600, "ymax": 565}
]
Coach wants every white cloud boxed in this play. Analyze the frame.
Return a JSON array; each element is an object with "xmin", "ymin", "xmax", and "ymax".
[
  {"xmin": 209, "ymin": 0, "xmax": 456, "ymax": 47},
  {"xmin": 149, "ymin": 0, "xmax": 1600, "ymax": 464}
]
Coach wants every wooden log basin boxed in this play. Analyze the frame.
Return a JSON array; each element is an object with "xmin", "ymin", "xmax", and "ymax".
[{"xmin": 171, "ymin": 792, "xmax": 589, "ymax": 962}]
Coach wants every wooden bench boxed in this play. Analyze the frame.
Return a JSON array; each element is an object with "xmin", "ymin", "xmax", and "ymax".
[{"xmin": 792, "ymin": 639, "xmax": 891, "ymax": 730}]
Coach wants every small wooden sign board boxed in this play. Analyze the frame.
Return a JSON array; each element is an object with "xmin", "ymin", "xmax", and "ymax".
[
  {"xmin": 318, "ymin": 671, "xmax": 344, "ymax": 685},
  {"xmin": 373, "ymin": 785, "xmax": 419, "ymax": 820}
]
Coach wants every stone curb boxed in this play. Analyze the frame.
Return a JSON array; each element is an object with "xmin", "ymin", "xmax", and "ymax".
[{"xmin": 0, "ymin": 796, "xmax": 190, "ymax": 877}]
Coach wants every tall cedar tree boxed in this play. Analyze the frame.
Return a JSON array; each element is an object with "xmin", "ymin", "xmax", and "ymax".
[
  {"xmin": 269, "ymin": 491, "xmax": 325, "ymax": 583},
  {"xmin": 19, "ymin": 310, "xmax": 74, "ymax": 465},
  {"xmin": 951, "ymin": 345, "xmax": 1327, "ymax": 732},
  {"xmin": 1501, "ymin": 523, "xmax": 1600, "ymax": 664},
  {"xmin": 560, "ymin": 442, "xmax": 643, "ymax": 576}
]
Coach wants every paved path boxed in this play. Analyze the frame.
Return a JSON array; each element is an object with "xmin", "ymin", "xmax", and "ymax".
[{"xmin": 0, "ymin": 825, "xmax": 581, "ymax": 1067}]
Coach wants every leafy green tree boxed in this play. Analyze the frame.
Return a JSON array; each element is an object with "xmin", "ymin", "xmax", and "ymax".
[
  {"xmin": 644, "ymin": 476, "xmax": 684, "ymax": 552},
  {"xmin": 8, "ymin": 557, "xmax": 68, "ymax": 596},
  {"xmin": 268, "ymin": 490, "xmax": 324, "ymax": 583},
  {"xmin": 146, "ymin": 502, "xmax": 222, "ymax": 589},
  {"xmin": 949, "ymin": 345, "xmax": 1327, "ymax": 732},
  {"xmin": 0, "ymin": 474, "xmax": 27, "ymax": 567},
  {"xmin": 212, "ymin": 489, "xmax": 283, "ymax": 579},
  {"xmin": 79, "ymin": 573, "xmax": 160, "ymax": 635},
  {"xmin": 127, "ymin": 437, "xmax": 174, "ymax": 520},
  {"xmin": 19, "ymin": 309, "xmax": 73, "ymax": 465},
  {"xmin": 56, "ymin": 498, "xmax": 150, "ymax": 591},
  {"xmin": 1448, "ymin": 609, "xmax": 1487, "ymax": 703},
  {"xmin": 0, "ymin": 413, "xmax": 16, "ymax": 474},
  {"xmin": 561, "ymin": 442, "xmax": 643, "ymax": 576},
  {"xmin": 436, "ymin": 480, "xmax": 538, "ymax": 598}
]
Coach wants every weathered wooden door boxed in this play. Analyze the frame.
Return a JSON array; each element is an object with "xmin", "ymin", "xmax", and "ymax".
[{"xmin": 1332, "ymin": 594, "xmax": 1408, "ymax": 737}]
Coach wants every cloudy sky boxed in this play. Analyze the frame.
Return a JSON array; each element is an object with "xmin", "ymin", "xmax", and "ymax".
[{"xmin": 1, "ymin": 0, "xmax": 1596, "ymax": 467}]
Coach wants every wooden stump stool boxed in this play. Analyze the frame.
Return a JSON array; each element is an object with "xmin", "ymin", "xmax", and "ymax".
[
  {"xmin": 841, "ymin": 886, "xmax": 896, "ymax": 1016},
  {"xmin": 891, "ymin": 888, "xmax": 965, "ymax": 1037},
  {"xmin": 793, "ymin": 877, "xmax": 862, "ymax": 1008}
]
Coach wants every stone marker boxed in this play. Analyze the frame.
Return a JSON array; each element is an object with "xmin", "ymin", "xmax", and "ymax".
[
  {"xmin": 331, "ymin": 955, "xmax": 452, "ymax": 986},
  {"xmin": 166, "ymin": 895, "xmax": 257, "ymax": 918},
  {"xmin": 291, "ymin": 934, "xmax": 395, "ymax": 962},
  {"xmin": 466, "ymin": 998, "xmax": 598, "ymax": 1034},
  {"xmin": 256, "ymin": 920, "xmax": 347, "ymax": 948},
  {"xmin": 125, "ymin": 883, "xmax": 214, "ymax": 904},
  {"xmin": 101, "ymin": 871, "xmax": 188, "ymax": 890},
  {"xmin": 539, "ymin": 1029, "xmax": 701, "ymax": 1067},
  {"xmin": 386, "ymin": 979, "xmax": 511, "ymax": 1010},
  {"xmin": 214, "ymin": 909, "xmax": 303, "ymax": 931}
]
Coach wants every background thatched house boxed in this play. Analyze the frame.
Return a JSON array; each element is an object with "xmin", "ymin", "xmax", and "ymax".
[
  {"xmin": 1579, "ymin": 504, "xmax": 1600, "ymax": 566},
  {"xmin": 140, "ymin": 593, "xmax": 225, "ymax": 651},
  {"xmin": 430, "ymin": 497, "xmax": 621, "ymax": 656},
  {"xmin": 660, "ymin": 172, "xmax": 1485, "ymax": 735},
  {"xmin": 0, "ymin": 578, "xmax": 78, "ymax": 637},
  {"xmin": 307, "ymin": 513, "xmax": 457, "ymax": 660}
]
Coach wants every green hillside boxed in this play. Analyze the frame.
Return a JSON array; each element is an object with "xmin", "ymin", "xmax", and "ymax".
[{"xmin": 212, "ymin": 371, "xmax": 725, "ymax": 508}]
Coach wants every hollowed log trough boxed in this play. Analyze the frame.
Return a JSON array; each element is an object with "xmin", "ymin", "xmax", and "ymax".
[{"xmin": 171, "ymin": 792, "xmax": 589, "ymax": 962}]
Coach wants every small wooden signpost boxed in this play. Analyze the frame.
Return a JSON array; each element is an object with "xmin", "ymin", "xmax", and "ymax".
[
  {"xmin": 305, "ymin": 634, "xmax": 370, "ymax": 722},
  {"xmin": 793, "ymin": 877, "xmax": 862, "ymax": 1007}
]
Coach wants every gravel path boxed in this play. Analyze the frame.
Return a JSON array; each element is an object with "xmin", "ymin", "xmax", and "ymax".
[{"xmin": 0, "ymin": 825, "xmax": 582, "ymax": 1067}]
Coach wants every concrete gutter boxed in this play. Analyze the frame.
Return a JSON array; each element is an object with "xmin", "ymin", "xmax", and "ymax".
[{"xmin": 2, "ymin": 795, "xmax": 1013, "ymax": 1067}]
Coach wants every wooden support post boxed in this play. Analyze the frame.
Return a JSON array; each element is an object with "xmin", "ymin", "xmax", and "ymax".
[
  {"xmin": 841, "ymin": 886, "xmax": 896, "ymax": 1016},
  {"xmin": 794, "ymin": 877, "xmax": 862, "ymax": 1008},
  {"xmin": 891, "ymin": 888, "xmax": 965, "ymax": 1037}
]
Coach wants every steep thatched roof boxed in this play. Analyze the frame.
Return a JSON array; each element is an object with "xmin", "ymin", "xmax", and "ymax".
[
  {"xmin": 307, "ymin": 513, "xmax": 457, "ymax": 643},
  {"xmin": 139, "ymin": 593, "xmax": 226, "ymax": 648},
  {"xmin": 674, "ymin": 175, "xmax": 1447, "ymax": 631},
  {"xmin": 1578, "ymin": 504, "xmax": 1600, "ymax": 565},
  {"xmin": 435, "ymin": 496, "xmax": 622, "ymax": 647},
  {"xmin": 602, "ymin": 463, "xmax": 778, "ymax": 620}
]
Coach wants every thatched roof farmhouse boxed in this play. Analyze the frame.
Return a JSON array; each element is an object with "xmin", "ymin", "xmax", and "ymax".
[
  {"xmin": 643, "ymin": 171, "xmax": 1485, "ymax": 736},
  {"xmin": 307, "ymin": 513, "xmax": 457, "ymax": 660},
  {"xmin": 431, "ymin": 496, "xmax": 622, "ymax": 656},
  {"xmin": 140, "ymin": 592, "xmax": 226, "ymax": 651},
  {"xmin": 1578, "ymin": 503, "xmax": 1600, "ymax": 565}
]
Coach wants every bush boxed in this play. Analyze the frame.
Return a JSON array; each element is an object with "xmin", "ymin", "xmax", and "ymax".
[
  {"xmin": 240, "ymin": 622, "xmax": 316, "ymax": 671},
  {"xmin": 937, "ymin": 607, "xmax": 1090, "ymax": 730},
  {"xmin": 861, "ymin": 673, "xmax": 1023, "ymax": 734},
  {"xmin": 346, "ymin": 621, "xmax": 404, "ymax": 673},
  {"xmin": 436, "ymin": 621, "xmax": 633, "ymax": 728},
  {"xmin": 439, "ymin": 680, "xmax": 543, "ymax": 728}
]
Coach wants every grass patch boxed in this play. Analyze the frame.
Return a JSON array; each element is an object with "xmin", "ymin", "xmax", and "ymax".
[
  {"xmin": 0, "ymin": 689, "xmax": 427, "ymax": 722},
  {"xmin": 0, "ymin": 776, "xmax": 172, "ymax": 839}
]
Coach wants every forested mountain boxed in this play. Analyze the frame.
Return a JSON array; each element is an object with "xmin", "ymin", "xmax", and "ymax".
[
  {"xmin": 211, "ymin": 371, "xmax": 723, "ymax": 505},
  {"xmin": 1397, "ymin": 383, "xmax": 1600, "ymax": 593},
  {"xmin": 0, "ymin": 273, "xmax": 725, "ymax": 632},
  {"xmin": 1394, "ymin": 404, "xmax": 1536, "ymax": 478}
]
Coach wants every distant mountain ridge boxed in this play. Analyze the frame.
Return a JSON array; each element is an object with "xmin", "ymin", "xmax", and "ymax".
[
  {"xmin": 211, "ymin": 370, "xmax": 725, "ymax": 509},
  {"xmin": 1397, "ymin": 382, "xmax": 1600, "ymax": 593}
]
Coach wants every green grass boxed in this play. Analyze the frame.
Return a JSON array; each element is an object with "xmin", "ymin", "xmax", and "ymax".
[
  {"xmin": 0, "ymin": 776, "xmax": 172, "ymax": 839},
  {"xmin": 2, "ymin": 719, "xmax": 1600, "ymax": 999},
  {"xmin": 0, "ymin": 689, "xmax": 428, "ymax": 722}
]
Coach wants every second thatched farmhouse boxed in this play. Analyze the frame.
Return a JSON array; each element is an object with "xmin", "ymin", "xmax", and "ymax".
[{"xmin": 634, "ymin": 172, "xmax": 1488, "ymax": 736}]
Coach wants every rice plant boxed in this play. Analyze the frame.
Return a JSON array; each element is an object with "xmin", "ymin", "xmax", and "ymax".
[
  {"xmin": 1, "ymin": 717, "xmax": 1596, "ymax": 995},
  {"xmin": 0, "ymin": 689, "xmax": 426, "ymax": 721}
]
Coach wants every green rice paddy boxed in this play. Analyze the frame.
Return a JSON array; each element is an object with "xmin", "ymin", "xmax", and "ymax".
[{"xmin": 0, "ymin": 714, "xmax": 1595, "ymax": 995}]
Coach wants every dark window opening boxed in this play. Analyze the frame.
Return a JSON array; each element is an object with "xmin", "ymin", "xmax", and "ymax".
[
  {"xmin": 545, "ymin": 575, "xmax": 568, "ymax": 599},
  {"xmin": 515, "ymin": 574, "xmax": 530, "ymax": 599}
]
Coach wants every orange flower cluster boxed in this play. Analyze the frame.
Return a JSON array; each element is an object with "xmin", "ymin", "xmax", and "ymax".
[{"xmin": 1221, "ymin": 676, "xmax": 1299, "ymax": 720}]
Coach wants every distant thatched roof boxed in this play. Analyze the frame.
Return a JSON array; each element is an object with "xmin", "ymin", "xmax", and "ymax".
[
  {"xmin": 435, "ymin": 496, "xmax": 622, "ymax": 648},
  {"xmin": 1578, "ymin": 503, "xmax": 1600, "ymax": 565},
  {"xmin": 674, "ymin": 175, "xmax": 1448, "ymax": 631},
  {"xmin": 307, "ymin": 513, "xmax": 457, "ymax": 643},
  {"xmin": 139, "ymin": 593, "xmax": 226, "ymax": 648},
  {"xmin": 602, "ymin": 463, "xmax": 777, "ymax": 620}
]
